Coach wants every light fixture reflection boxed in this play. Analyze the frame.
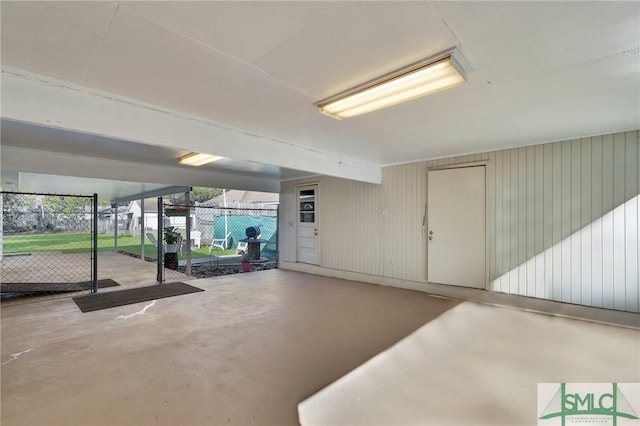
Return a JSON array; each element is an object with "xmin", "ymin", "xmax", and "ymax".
[{"xmin": 179, "ymin": 152, "xmax": 223, "ymax": 167}]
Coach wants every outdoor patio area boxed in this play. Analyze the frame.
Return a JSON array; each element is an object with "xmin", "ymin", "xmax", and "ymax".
[
  {"xmin": 1, "ymin": 251, "xmax": 93, "ymax": 284},
  {"xmin": 1, "ymin": 251, "xmax": 190, "ymax": 305}
]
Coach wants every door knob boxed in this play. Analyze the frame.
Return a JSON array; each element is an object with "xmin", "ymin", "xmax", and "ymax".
[{"xmin": 428, "ymin": 235, "xmax": 433, "ymax": 240}]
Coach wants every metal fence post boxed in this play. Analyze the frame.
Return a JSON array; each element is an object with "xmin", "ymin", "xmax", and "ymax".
[
  {"xmin": 276, "ymin": 204, "xmax": 280, "ymax": 266},
  {"xmin": 92, "ymin": 193, "xmax": 98, "ymax": 293},
  {"xmin": 140, "ymin": 196, "xmax": 145, "ymax": 261},
  {"xmin": 157, "ymin": 197, "xmax": 164, "ymax": 283},
  {"xmin": 113, "ymin": 199, "xmax": 118, "ymax": 253},
  {"xmin": 185, "ymin": 191, "xmax": 192, "ymax": 277},
  {"xmin": 0, "ymin": 193, "xmax": 3, "ymax": 261}
]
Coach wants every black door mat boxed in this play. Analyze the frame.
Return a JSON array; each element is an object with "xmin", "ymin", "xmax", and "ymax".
[
  {"xmin": 73, "ymin": 282, "xmax": 204, "ymax": 313},
  {"xmin": 1, "ymin": 279, "xmax": 120, "ymax": 293}
]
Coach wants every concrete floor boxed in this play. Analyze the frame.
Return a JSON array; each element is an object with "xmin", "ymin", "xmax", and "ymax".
[
  {"xmin": 299, "ymin": 301, "xmax": 640, "ymax": 425},
  {"xmin": 1, "ymin": 251, "xmax": 93, "ymax": 283},
  {"xmin": 1, "ymin": 252, "xmax": 188, "ymax": 306},
  {"xmin": 1, "ymin": 253, "xmax": 639, "ymax": 425},
  {"xmin": 1, "ymin": 254, "xmax": 458, "ymax": 426}
]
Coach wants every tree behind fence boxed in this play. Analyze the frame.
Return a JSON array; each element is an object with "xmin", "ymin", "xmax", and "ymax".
[{"xmin": 2, "ymin": 194, "xmax": 99, "ymax": 234}]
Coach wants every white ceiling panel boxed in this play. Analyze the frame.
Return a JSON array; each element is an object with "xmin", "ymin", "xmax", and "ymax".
[
  {"xmin": 490, "ymin": 48, "xmax": 640, "ymax": 143},
  {"xmin": 254, "ymin": 2, "xmax": 457, "ymax": 98},
  {"xmin": 120, "ymin": 1, "xmax": 341, "ymax": 65},
  {"xmin": 0, "ymin": 1, "xmax": 116, "ymax": 82},
  {"xmin": 430, "ymin": 1, "xmax": 640, "ymax": 84},
  {"xmin": 83, "ymin": 7, "xmax": 328, "ymax": 152},
  {"xmin": 379, "ymin": 85, "xmax": 526, "ymax": 158},
  {"xmin": 85, "ymin": 7, "xmax": 261, "ymax": 117}
]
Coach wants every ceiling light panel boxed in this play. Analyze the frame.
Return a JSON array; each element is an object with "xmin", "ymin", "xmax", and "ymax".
[
  {"xmin": 179, "ymin": 152, "xmax": 223, "ymax": 166},
  {"xmin": 316, "ymin": 55, "xmax": 467, "ymax": 119}
]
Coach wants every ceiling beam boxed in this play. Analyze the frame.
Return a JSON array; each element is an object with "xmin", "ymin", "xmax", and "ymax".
[
  {"xmin": 2, "ymin": 146, "xmax": 281, "ymax": 193},
  {"xmin": 113, "ymin": 186, "xmax": 192, "ymax": 203},
  {"xmin": 1, "ymin": 69, "xmax": 382, "ymax": 184}
]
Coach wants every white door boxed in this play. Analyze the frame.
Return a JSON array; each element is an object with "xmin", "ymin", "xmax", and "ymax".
[
  {"xmin": 297, "ymin": 185, "xmax": 319, "ymax": 265},
  {"xmin": 428, "ymin": 166, "xmax": 485, "ymax": 288}
]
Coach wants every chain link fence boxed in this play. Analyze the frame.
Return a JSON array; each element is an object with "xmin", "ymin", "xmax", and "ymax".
[
  {"xmin": 164, "ymin": 201, "xmax": 278, "ymax": 278},
  {"xmin": 1, "ymin": 192, "xmax": 97, "ymax": 296},
  {"xmin": 1, "ymin": 191, "xmax": 279, "ymax": 299},
  {"xmin": 194, "ymin": 202, "xmax": 277, "ymax": 256},
  {"xmin": 111, "ymin": 198, "xmax": 278, "ymax": 280}
]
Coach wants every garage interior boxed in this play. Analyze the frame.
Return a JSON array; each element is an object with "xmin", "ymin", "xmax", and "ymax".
[{"xmin": 1, "ymin": 2, "xmax": 639, "ymax": 425}]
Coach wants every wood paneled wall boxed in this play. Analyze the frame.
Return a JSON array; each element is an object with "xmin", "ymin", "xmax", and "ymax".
[
  {"xmin": 280, "ymin": 130, "xmax": 639, "ymax": 312},
  {"xmin": 488, "ymin": 131, "xmax": 639, "ymax": 312},
  {"xmin": 280, "ymin": 176, "xmax": 383, "ymax": 275}
]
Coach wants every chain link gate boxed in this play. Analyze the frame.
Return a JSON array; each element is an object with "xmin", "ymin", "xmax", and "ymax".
[
  {"xmin": 1, "ymin": 192, "xmax": 98, "ymax": 297},
  {"xmin": 98, "ymin": 193, "xmax": 279, "ymax": 282}
]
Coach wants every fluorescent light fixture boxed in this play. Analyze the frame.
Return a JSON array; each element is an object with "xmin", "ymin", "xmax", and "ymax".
[
  {"xmin": 179, "ymin": 152, "xmax": 223, "ymax": 166},
  {"xmin": 315, "ymin": 52, "xmax": 467, "ymax": 119}
]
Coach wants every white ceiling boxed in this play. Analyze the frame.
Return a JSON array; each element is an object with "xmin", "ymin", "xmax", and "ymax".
[
  {"xmin": 1, "ymin": 119, "xmax": 307, "ymax": 181},
  {"xmin": 0, "ymin": 170, "xmax": 190, "ymax": 202},
  {"xmin": 1, "ymin": 1, "xmax": 639, "ymax": 192}
]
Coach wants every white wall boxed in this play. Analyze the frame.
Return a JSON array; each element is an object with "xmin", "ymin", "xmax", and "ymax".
[
  {"xmin": 280, "ymin": 130, "xmax": 639, "ymax": 313},
  {"xmin": 488, "ymin": 132, "xmax": 639, "ymax": 312},
  {"xmin": 280, "ymin": 177, "xmax": 384, "ymax": 275}
]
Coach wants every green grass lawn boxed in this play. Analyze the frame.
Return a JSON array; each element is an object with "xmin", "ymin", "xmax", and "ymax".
[{"xmin": 2, "ymin": 232, "xmax": 235, "ymax": 260}]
